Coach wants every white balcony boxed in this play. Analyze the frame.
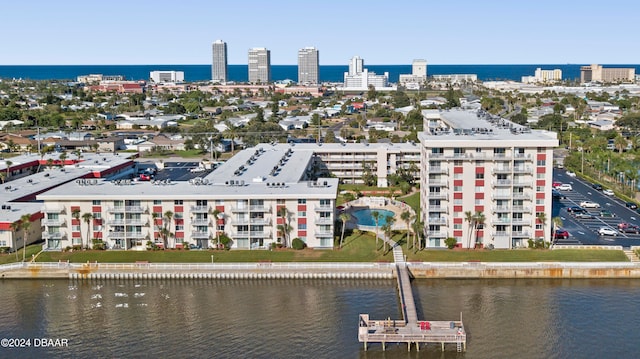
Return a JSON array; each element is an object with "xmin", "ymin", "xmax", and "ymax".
[
  {"xmin": 427, "ymin": 205, "xmax": 447, "ymax": 212},
  {"xmin": 512, "ymin": 231, "xmax": 530, "ymax": 238},
  {"xmin": 190, "ymin": 205, "xmax": 210, "ymax": 213},
  {"xmin": 42, "ymin": 231, "xmax": 64, "ymax": 239},
  {"xmin": 492, "ymin": 206, "xmax": 511, "ymax": 212},
  {"xmin": 426, "ymin": 217, "xmax": 447, "ymax": 224},
  {"xmin": 428, "ymin": 192, "xmax": 448, "ymax": 200},
  {"xmin": 314, "ymin": 205, "xmax": 333, "ymax": 212},
  {"xmin": 427, "ymin": 167, "xmax": 448, "ymax": 174},
  {"xmin": 492, "ymin": 180, "xmax": 512, "ymax": 187},
  {"xmin": 191, "ymin": 231, "xmax": 210, "ymax": 239},
  {"xmin": 426, "ymin": 231, "xmax": 447, "ymax": 237},
  {"xmin": 316, "ymin": 217, "xmax": 333, "ymax": 224},
  {"xmin": 191, "ymin": 218, "xmax": 210, "ymax": 226},
  {"xmin": 42, "ymin": 218, "xmax": 65, "ymax": 226},
  {"xmin": 41, "ymin": 206, "xmax": 65, "ymax": 214},
  {"xmin": 249, "ymin": 205, "xmax": 271, "ymax": 212}
]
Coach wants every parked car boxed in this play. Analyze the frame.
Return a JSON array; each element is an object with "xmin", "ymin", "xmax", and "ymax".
[
  {"xmin": 567, "ymin": 206, "xmax": 585, "ymax": 213},
  {"xmin": 553, "ymin": 229, "xmax": 569, "ymax": 239},
  {"xmin": 566, "ymin": 171, "xmax": 576, "ymax": 177},
  {"xmin": 552, "ymin": 189, "xmax": 566, "ymax": 199},
  {"xmin": 599, "ymin": 210, "xmax": 615, "ymax": 218},
  {"xmin": 557, "ymin": 183, "xmax": 573, "ymax": 191},
  {"xmin": 591, "ymin": 183, "xmax": 603, "ymax": 190},
  {"xmin": 618, "ymin": 223, "xmax": 640, "ymax": 234},
  {"xmin": 598, "ymin": 226, "xmax": 618, "ymax": 236},
  {"xmin": 603, "ymin": 189, "xmax": 615, "ymax": 196},
  {"xmin": 626, "ymin": 202, "xmax": 638, "ymax": 210},
  {"xmin": 574, "ymin": 212, "xmax": 594, "ymax": 219},
  {"xmin": 580, "ymin": 201, "xmax": 601, "ymax": 208}
]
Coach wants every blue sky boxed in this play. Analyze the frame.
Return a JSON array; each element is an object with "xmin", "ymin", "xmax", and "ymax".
[{"xmin": 1, "ymin": 0, "xmax": 638, "ymax": 65}]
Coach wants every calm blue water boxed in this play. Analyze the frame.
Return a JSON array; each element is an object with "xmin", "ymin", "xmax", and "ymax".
[
  {"xmin": 352, "ymin": 209, "xmax": 395, "ymax": 226},
  {"xmin": 3, "ymin": 64, "xmax": 640, "ymax": 83},
  {"xmin": 0, "ymin": 278, "xmax": 639, "ymax": 358}
]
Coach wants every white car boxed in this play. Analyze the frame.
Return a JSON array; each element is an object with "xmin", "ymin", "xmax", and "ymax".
[
  {"xmin": 566, "ymin": 171, "xmax": 576, "ymax": 177},
  {"xmin": 603, "ymin": 189, "xmax": 615, "ymax": 196},
  {"xmin": 557, "ymin": 183, "xmax": 572, "ymax": 191},
  {"xmin": 580, "ymin": 201, "xmax": 601, "ymax": 208},
  {"xmin": 598, "ymin": 227, "xmax": 618, "ymax": 236}
]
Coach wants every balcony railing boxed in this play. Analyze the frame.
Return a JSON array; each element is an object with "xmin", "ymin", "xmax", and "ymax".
[
  {"xmin": 513, "ymin": 167, "xmax": 533, "ymax": 173},
  {"xmin": 191, "ymin": 231, "xmax": 210, "ymax": 239},
  {"xmin": 492, "ymin": 231, "xmax": 510, "ymax": 237},
  {"xmin": 511, "ymin": 218, "xmax": 529, "ymax": 225},
  {"xmin": 513, "ymin": 193, "xmax": 531, "ymax": 200},
  {"xmin": 42, "ymin": 231, "xmax": 64, "ymax": 239},
  {"xmin": 427, "ymin": 179, "xmax": 448, "ymax": 186},
  {"xmin": 42, "ymin": 218, "xmax": 65, "ymax": 226},
  {"xmin": 513, "ymin": 181, "xmax": 533, "ymax": 187},
  {"xmin": 41, "ymin": 206, "xmax": 65, "ymax": 214},
  {"xmin": 426, "ymin": 231, "xmax": 447, "ymax": 237},
  {"xmin": 492, "ymin": 206, "xmax": 511, "ymax": 212},
  {"xmin": 427, "ymin": 167, "xmax": 448, "ymax": 174},
  {"xmin": 316, "ymin": 230, "xmax": 333, "ymax": 236},
  {"xmin": 492, "ymin": 193, "xmax": 512, "ymax": 200},
  {"xmin": 190, "ymin": 205, "xmax": 210, "ymax": 213},
  {"xmin": 249, "ymin": 218, "xmax": 271, "ymax": 225},
  {"xmin": 511, "ymin": 206, "xmax": 531, "ymax": 212},
  {"xmin": 191, "ymin": 218, "xmax": 210, "ymax": 226},
  {"xmin": 107, "ymin": 219, "xmax": 125, "ymax": 225},
  {"xmin": 314, "ymin": 205, "xmax": 333, "ymax": 212},
  {"xmin": 107, "ymin": 231, "xmax": 146, "ymax": 239},
  {"xmin": 316, "ymin": 217, "xmax": 333, "ymax": 224},
  {"xmin": 428, "ymin": 192, "xmax": 448, "ymax": 200},
  {"xmin": 425, "ymin": 217, "xmax": 447, "ymax": 224},
  {"xmin": 492, "ymin": 180, "xmax": 512, "ymax": 187},
  {"xmin": 492, "ymin": 167, "xmax": 512, "ymax": 174},
  {"xmin": 512, "ymin": 231, "xmax": 530, "ymax": 238},
  {"xmin": 107, "ymin": 206, "xmax": 146, "ymax": 213},
  {"xmin": 249, "ymin": 205, "xmax": 271, "ymax": 212},
  {"xmin": 427, "ymin": 205, "xmax": 447, "ymax": 212}
]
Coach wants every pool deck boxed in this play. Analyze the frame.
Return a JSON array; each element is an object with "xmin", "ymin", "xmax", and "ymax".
[{"xmin": 343, "ymin": 196, "xmax": 414, "ymax": 231}]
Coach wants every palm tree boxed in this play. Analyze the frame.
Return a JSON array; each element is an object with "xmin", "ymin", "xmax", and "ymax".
[
  {"xmin": 71, "ymin": 208, "xmax": 81, "ymax": 247},
  {"xmin": 473, "ymin": 211, "xmax": 485, "ymax": 249},
  {"xmin": 19, "ymin": 214, "xmax": 31, "ymax": 262},
  {"xmin": 58, "ymin": 152, "xmax": 67, "ymax": 167},
  {"xmin": 210, "ymin": 208, "xmax": 222, "ymax": 248},
  {"xmin": 10, "ymin": 220, "xmax": 21, "ymax": 261},
  {"xmin": 551, "ymin": 216, "xmax": 563, "ymax": 248},
  {"xmin": 383, "ymin": 215, "xmax": 396, "ymax": 253},
  {"xmin": 5, "ymin": 160, "xmax": 12, "ymax": 180},
  {"xmin": 277, "ymin": 206, "xmax": 292, "ymax": 248},
  {"xmin": 163, "ymin": 210, "xmax": 174, "ymax": 249},
  {"xmin": 0, "ymin": 171, "xmax": 5, "ymax": 184},
  {"xmin": 412, "ymin": 218, "xmax": 423, "ymax": 251},
  {"xmin": 338, "ymin": 212, "xmax": 351, "ymax": 249},
  {"xmin": 400, "ymin": 210, "xmax": 412, "ymax": 250},
  {"xmin": 537, "ymin": 212, "xmax": 547, "ymax": 245},
  {"xmin": 371, "ymin": 210, "xmax": 381, "ymax": 251},
  {"xmin": 464, "ymin": 211, "xmax": 475, "ymax": 250},
  {"xmin": 82, "ymin": 213, "xmax": 94, "ymax": 249}
]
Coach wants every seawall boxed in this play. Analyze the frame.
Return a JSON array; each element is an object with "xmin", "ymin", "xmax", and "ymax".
[{"xmin": 2, "ymin": 261, "xmax": 640, "ymax": 280}]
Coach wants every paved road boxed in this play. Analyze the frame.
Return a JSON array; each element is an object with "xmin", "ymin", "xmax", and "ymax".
[{"xmin": 553, "ymin": 169, "xmax": 640, "ymax": 248}]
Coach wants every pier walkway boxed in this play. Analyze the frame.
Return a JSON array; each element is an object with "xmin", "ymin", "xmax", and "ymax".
[{"xmin": 358, "ymin": 234, "xmax": 466, "ymax": 352}]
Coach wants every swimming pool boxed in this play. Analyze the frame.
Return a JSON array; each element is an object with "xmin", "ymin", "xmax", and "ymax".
[{"xmin": 351, "ymin": 209, "xmax": 395, "ymax": 227}]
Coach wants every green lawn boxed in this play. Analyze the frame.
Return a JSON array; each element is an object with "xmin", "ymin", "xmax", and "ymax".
[
  {"xmin": 0, "ymin": 244, "xmax": 45, "ymax": 265},
  {"xmin": 400, "ymin": 191, "xmax": 420, "ymax": 214},
  {"xmin": 29, "ymin": 232, "xmax": 629, "ymax": 263}
]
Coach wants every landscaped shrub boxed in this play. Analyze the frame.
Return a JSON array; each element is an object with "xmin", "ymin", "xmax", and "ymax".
[
  {"xmin": 0, "ymin": 247, "xmax": 10, "ymax": 253},
  {"xmin": 444, "ymin": 237, "xmax": 457, "ymax": 249},
  {"xmin": 291, "ymin": 237, "xmax": 306, "ymax": 250},
  {"xmin": 218, "ymin": 233, "xmax": 232, "ymax": 250}
]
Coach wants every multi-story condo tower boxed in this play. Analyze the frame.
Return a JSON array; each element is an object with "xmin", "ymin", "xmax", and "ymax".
[
  {"xmin": 418, "ymin": 109, "xmax": 558, "ymax": 250},
  {"xmin": 248, "ymin": 48, "xmax": 271, "ymax": 83},
  {"xmin": 298, "ymin": 47, "xmax": 319, "ymax": 84},
  {"xmin": 211, "ymin": 40, "xmax": 228, "ymax": 83},
  {"xmin": 580, "ymin": 64, "xmax": 635, "ymax": 83},
  {"xmin": 348, "ymin": 56, "xmax": 364, "ymax": 75}
]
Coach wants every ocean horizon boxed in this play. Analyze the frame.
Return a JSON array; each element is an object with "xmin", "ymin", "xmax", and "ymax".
[{"xmin": 2, "ymin": 64, "xmax": 640, "ymax": 83}]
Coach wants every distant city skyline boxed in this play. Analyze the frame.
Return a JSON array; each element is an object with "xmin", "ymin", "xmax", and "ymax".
[{"xmin": 1, "ymin": 0, "xmax": 639, "ymax": 65}]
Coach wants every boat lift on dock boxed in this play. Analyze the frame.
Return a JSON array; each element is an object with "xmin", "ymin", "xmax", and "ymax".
[{"xmin": 358, "ymin": 246, "xmax": 466, "ymax": 352}]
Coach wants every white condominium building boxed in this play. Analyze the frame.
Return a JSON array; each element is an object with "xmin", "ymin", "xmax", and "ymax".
[
  {"xmin": 150, "ymin": 71, "xmax": 185, "ymax": 83},
  {"xmin": 248, "ymin": 48, "xmax": 271, "ymax": 83},
  {"xmin": 38, "ymin": 144, "xmax": 338, "ymax": 250},
  {"xmin": 212, "ymin": 40, "xmax": 228, "ymax": 83},
  {"xmin": 298, "ymin": 47, "xmax": 319, "ymax": 84},
  {"xmin": 418, "ymin": 109, "xmax": 558, "ymax": 249},
  {"xmin": 343, "ymin": 56, "xmax": 389, "ymax": 90}
]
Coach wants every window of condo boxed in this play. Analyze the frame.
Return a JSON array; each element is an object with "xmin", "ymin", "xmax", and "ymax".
[
  {"xmin": 536, "ymin": 160, "xmax": 546, "ymax": 166},
  {"xmin": 174, "ymin": 200, "xmax": 183, "ymax": 205},
  {"xmin": 454, "ymin": 160, "xmax": 463, "ymax": 166},
  {"xmin": 298, "ymin": 211, "xmax": 306, "ymax": 217},
  {"xmin": 298, "ymin": 199, "xmax": 306, "ymax": 204},
  {"xmin": 475, "ymin": 173, "xmax": 484, "ymax": 179},
  {"xmin": 298, "ymin": 223, "xmax": 307, "ymax": 230},
  {"xmin": 153, "ymin": 200, "xmax": 162, "ymax": 205},
  {"xmin": 92, "ymin": 200, "xmax": 101, "ymax": 205}
]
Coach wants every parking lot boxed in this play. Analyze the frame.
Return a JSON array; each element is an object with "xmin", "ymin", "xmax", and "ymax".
[
  {"xmin": 553, "ymin": 169, "xmax": 640, "ymax": 248},
  {"xmin": 135, "ymin": 161, "xmax": 215, "ymax": 182}
]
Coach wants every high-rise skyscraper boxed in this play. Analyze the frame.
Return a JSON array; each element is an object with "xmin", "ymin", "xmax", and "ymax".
[
  {"xmin": 297, "ymin": 47, "xmax": 319, "ymax": 84},
  {"xmin": 248, "ymin": 48, "xmax": 271, "ymax": 83},
  {"xmin": 211, "ymin": 40, "xmax": 228, "ymax": 83},
  {"xmin": 348, "ymin": 56, "xmax": 364, "ymax": 75}
]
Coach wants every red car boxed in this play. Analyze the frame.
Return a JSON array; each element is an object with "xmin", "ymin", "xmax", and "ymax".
[
  {"xmin": 618, "ymin": 223, "xmax": 640, "ymax": 234},
  {"xmin": 139, "ymin": 173, "xmax": 153, "ymax": 181},
  {"xmin": 553, "ymin": 229, "xmax": 569, "ymax": 239}
]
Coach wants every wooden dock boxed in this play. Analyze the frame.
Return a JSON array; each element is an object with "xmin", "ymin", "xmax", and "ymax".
[{"xmin": 358, "ymin": 245, "xmax": 466, "ymax": 352}]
